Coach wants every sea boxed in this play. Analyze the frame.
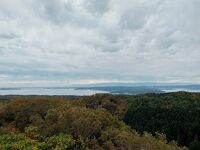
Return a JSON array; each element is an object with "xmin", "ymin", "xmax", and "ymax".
[
  {"xmin": 0, "ymin": 86, "xmax": 200, "ymax": 96},
  {"xmin": 0, "ymin": 87, "xmax": 108, "ymax": 96}
]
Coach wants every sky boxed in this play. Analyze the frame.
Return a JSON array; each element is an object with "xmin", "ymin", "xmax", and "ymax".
[{"xmin": 0, "ymin": 0, "xmax": 200, "ymax": 87}]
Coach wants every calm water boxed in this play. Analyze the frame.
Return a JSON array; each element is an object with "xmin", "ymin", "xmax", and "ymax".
[
  {"xmin": 0, "ymin": 87, "xmax": 109, "ymax": 96},
  {"xmin": 162, "ymin": 88, "xmax": 200, "ymax": 93},
  {"xmin": 0, "ymin": 87, "xmax": 199, "ymax": 96}
]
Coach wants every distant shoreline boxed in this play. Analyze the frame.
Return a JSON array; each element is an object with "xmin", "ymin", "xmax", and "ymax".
[{"xmin": 0, "ymin": 85, "xmax": 200, "ymax": 96}]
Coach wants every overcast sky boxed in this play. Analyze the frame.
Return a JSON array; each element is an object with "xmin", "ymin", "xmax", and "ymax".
[{"xmin": 0, "ymin": 0, "xmax": 200, "ymax": 87}]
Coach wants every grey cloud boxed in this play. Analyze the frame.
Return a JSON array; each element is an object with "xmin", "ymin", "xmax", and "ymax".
[
  {"xmin": 0, "ymin": 33, "xmax": 17, "ymax": 39},
  {"xmin": 0, "ymin": 0, "xmax": 200, "ymax": 86},
  {"xmin": 29, "ymin": 0, "xmax": 98, "ymax": 28},
  {"xmin": 33, "ymin": 0, "xmax": 72, "ymax": 23},
  {"xmin": 85, "ymin": 0, "xmax": 109, "ymax": 15}
]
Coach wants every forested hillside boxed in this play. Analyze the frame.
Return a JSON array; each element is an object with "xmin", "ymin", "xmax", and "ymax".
[
  {"xmin": 0, "ymin": 93, "xmax": 198, "ymax": 150},
  {"xmin": 123, "ymin": 92, "xmax": 200, "ymax": 150}
]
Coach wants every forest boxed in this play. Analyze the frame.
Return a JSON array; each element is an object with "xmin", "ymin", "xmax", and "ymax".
[{"xmin": 0, "ymin": 92, "xmax": 199, "ymax": 150}]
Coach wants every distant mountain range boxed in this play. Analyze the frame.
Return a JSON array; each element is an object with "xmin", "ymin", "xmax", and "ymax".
[
  {"xmin": 1, "ymin": 83, "xmax": 200, "ymax": 95},
  {"xmin": 72, "ymin": 82, "xmax": 187, "ymax": 87},
  {"xmin": 75, "ymin": 84, "xmax": 200, "ymax": 95},
  {"xmin": 75, "ymin": 86, "xmax": 162, "ymax": 94}
]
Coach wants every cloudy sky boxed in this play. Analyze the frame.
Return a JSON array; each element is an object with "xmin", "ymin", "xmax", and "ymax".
[{"xmin": 0, "ymin": 0, "xmax": 200, "ymax": 87}]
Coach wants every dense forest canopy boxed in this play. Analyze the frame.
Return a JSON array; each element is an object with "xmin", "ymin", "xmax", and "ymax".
[
  {"xmin": 0, "ymin": 92, "xmax": 199, "ymax": 150},
  {"xmin": 123, "ymin": 92, "xmax": 200, "ymax": 149}
]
